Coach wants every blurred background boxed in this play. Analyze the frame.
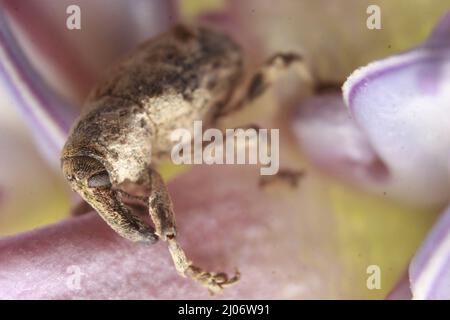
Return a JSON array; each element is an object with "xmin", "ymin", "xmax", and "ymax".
[{"xmin": 1, "ymin": 0, "xmax": 450, "ymax": 298}]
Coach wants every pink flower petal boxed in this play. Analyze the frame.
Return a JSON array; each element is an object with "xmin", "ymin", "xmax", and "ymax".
[
  {"xmin": 0, "ymin": 7, "xmax": 77, "ymax": 163},
  {"xmin": 2, "ymin": 0, "xmax": 178, "ymax": 101},
  {"xmin": 2, "ymin": 0, "xmax": 96, "ymax": 99},
  {"xmin": 0, "ymin": 165, "xmax": 341, "ymax": 299}
]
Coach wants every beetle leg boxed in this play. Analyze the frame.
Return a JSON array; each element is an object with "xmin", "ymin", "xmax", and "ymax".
[
  {"xmin": 146, "ymin": 167, "xmax": 240, "ymax": 293},
  {"xmin": 167, "ymin": 237, "xmax": 241, "ymax": 294},
  {"xmin": 216, "ymin": 53, "xmax": 314, "ymax": 118},
  {"xmin": 146, "ymin": 167, "xmax": 177, "ymax": 240}
]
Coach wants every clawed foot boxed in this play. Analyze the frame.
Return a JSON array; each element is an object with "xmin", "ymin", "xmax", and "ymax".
[
  {"xmin": 166, "ymin": 237, "xmax": 240, "ymax": 294},
  {"xmin": 187, "ymin": 265, "xmax": 241, "ymax": 294}
]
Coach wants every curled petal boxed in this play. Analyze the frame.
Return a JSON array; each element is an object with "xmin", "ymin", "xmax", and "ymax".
[
  {"xmin": 292, "ymin": 92, "xmax": 388, "ymax": 190},
  {"xmin": 0, "ymin": 8, "xmax": 77, "ymax": 163},
  {"xmin": 342, "ymin": 12, "xmax": 450, "ymax": 206},
  {"xmin": 410, "ymin": 205, "xmax": 450, "ymax": 299}
]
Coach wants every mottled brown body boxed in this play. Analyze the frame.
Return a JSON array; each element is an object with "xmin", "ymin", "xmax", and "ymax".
[
  {"xmin": 64, "ymin": 26, "xmax": 243, "ymax": 186},
  {"xmin": 61, "ymin": 24, "xmax": 310, "ymax": 293}
]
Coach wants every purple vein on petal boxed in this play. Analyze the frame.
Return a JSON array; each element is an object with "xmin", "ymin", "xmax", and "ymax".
[
  {"xmin": 410, "ymin": 205, "xmax": 450, "ymax": 299},
  {"xmin": 343, "ymin": 11, "xmax": 450, "ymax": 111},
  {"xmin": 0, "ymin": 8, "xmax": 77, "ymax": 160},
  {"xmin": 343, "ymin": 54, "xmax": 449, "ymax": 114}
]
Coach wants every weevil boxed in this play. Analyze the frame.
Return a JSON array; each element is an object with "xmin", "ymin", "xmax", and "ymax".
[{"xmin": 61, "ymin": 25, "xmax": 312, "ymax": 293}]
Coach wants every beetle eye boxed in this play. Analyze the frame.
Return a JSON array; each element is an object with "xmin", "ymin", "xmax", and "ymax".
[{"xmin": 88, "ymin": 171, "xmax": 111, "ymax": 188}]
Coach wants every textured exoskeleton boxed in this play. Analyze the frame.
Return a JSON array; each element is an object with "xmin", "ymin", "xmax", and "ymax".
[{"xmin": 61, "ymin": 25, "xmax": 310, "ymax": 293}]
